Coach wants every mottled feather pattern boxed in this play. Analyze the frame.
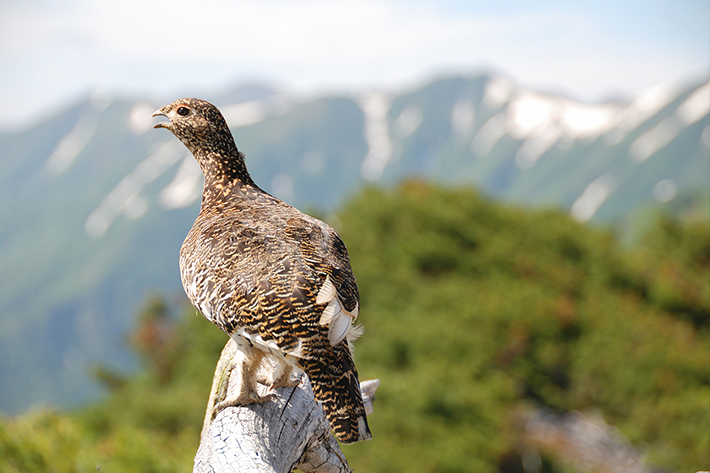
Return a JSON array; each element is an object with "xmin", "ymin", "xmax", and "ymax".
[{"xmin": 154, "ymin": 98, "xmax": 371, "ymax": 443}]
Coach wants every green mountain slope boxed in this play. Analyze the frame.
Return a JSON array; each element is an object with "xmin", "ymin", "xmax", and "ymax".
[
  {"xmin": 1, "ymin": 183, "xmax": 707, "ymax": 472},
  {"xmin": 0, "ymin": 74, "xmax": 707, "ymax": 412}
]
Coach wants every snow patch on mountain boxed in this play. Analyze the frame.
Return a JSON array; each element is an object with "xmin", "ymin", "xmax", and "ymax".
[
  {"xmin": 360, "ymin": 92, "xmax": 393, "ymax": 181},
  {"xmin": 515, "ymin": 125, "xmax": 563, "ymax": 169},
  {"xmin": 571, "ymin": 174, "xmax": 617, "ymax": 223},
  {"xmin": 159, "ymin": 153, "xmax": 202, "ymax": 210},
  {"xmin": 629, "ymin": 118, "xmax": 682, "ymax": 162},
  {"xmin": 702, "ymin": 126, "xmax": 710, "ymax": 150},
  {"xmin": 652, "ymin": 179, "xmax": 678, "ymax": 203},
  {"xmin": 677, "ymin": 81, "xmax": 710, "ymax": 125},
  {"xmin": 630, "ymin": 81, "xmax": 709, "ymax": 162},
  {"xmin": 85, "ymin": 141, "xmax": 183, "ymax": 238},
  {"xmin": 220, "ymin": 94, "xmax": 295, "ymax": 129},
  {"xmin": 606, "ymin": 82, "xmax": 679, "ymax": 146},
  {"xmin": 221, "ymin": 100, "xmax": 268, "ymax": 128},
  {"xmin": 483, "ymin": 76, "xmax": 514, "ymax": 108},
  {"xmin": 509, "ymin": 94, "xmax": 617, "ymax": 141},
  {"xmin": 468, "ymin": 79, "xmax": 709, "ymax": 174},
  {"xmin": 628, "ymin": 82, "xmax": 678, "ymax": 121},
  {"xmin": 46, "ymin": 115, "xmax": 97, "ymax": 175},
  {"xmin": 392, "ymin": 106, "xmax": 422, "ymax": 138},
  {"xmin": 472, "ymin": 89, "xmax": 620, "ymax": 168},
  {"xmin": 471, "ymin": 114, "xmax": 506, "ymax": 155},
  {"xmin": 508, "ymin": 91, "xmax": 556, "ymax": 138},
  {"xmin": 128, "ymin": 102, "xmax": 157, "ymax": 135},
  {"xmin": 451, "ymin": 100, "xmax": 475, "ymax": 135}
]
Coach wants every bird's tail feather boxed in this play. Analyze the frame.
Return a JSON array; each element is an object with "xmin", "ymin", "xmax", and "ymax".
[{"xmin": 301, "ymin": 343, "xmax": 372, "ymax": 444}]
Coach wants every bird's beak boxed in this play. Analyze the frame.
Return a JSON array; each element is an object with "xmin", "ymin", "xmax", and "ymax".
[{"xmin": 152, "ymin": 106, "xmax": 170, "ymax": 129}]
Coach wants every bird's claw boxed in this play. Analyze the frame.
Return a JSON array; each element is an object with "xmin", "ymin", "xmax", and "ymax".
[{"xmin": 213, "ymin": 391, "xmax": 275, "ymax": 416}]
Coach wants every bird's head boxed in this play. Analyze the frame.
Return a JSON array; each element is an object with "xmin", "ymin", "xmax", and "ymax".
[
  {"xmin": 153, "ymin": 98, "xmax": 252, "ymax": 186},
  {"xmin": 152, "ymin": 98, "xmax": 234, "ymax": 155}
]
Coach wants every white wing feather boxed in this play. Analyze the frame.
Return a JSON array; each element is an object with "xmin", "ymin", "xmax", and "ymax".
[
  {"xmin": 315, "ymin": 276, "xmax": 337, "ymax": 305},
  {"xmin": 315, "ymin": 275, "xmax": 362, "ymax": 347},
  {"xmin": 319, "ymin": 299, "xmax": 339, "ymax": 326},
  {"xmin": 329, "ymin": 308, "xmax": 353, "ymax": 347}
]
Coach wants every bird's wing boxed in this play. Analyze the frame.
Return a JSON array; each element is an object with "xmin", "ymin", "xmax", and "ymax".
[{"xmin": 284, "ymin": 217, "xmax": 362, "ymax": 348}]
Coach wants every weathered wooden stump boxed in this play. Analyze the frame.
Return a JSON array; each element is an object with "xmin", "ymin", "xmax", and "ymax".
[{"xmin": 194, "ymin": 339, "xmax": 378, "ymax": 473}]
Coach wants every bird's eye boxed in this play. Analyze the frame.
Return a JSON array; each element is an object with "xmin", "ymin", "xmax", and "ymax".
[{"xmin": 177, "ymin": 106, "xmax": 190, "ymax": 116}]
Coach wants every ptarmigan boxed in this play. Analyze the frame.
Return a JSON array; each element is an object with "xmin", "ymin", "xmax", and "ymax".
[{"xmin": 152, "ymin": 98, "xmax": 371, "ymax": 444}]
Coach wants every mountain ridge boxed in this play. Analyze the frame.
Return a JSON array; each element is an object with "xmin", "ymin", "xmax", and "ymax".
[{"xmin": 0, "ymin": 73, "xmax": 707, "ymax": 412}]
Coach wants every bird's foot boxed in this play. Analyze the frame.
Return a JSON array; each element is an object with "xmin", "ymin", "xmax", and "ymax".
[
  {"xmin": 270, "ymin": 371, "xmax": 302, "ymax": 390},
  {"xmin": 256, "ymin": 372, "xmax": 272, "ymax": 386},
  {"xmin": 201, "ymin": 339, "xmax": 274, "ymax": 439},
  {"xmin": 259, "ymin": 359, "xmax": 302, "ymax": 390},
  {"xmin": 213, "ymin": 389, "xmax": 274, "ymax": 413},
  {"xmin": 257, "ymin": 371, "xmax": 301, "ymax": 389}
]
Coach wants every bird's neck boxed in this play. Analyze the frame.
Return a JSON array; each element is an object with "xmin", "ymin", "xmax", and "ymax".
[{"xmin": 194, "ymin": 149, "xmax": 259, "ymax": 207}]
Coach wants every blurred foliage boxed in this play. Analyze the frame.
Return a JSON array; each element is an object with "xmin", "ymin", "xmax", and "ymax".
[
  {"xmin": 1, "ymin": 181, "xmax": 708, "ymax": 472},
  {"xmin": 0, "ymin": 294, "xmax": 227, "ymax": 473}
]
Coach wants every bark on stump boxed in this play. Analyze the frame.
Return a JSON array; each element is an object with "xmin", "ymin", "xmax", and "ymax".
[{"xmin": 194, "ymin": 338, "xmax": 378, "ymax": 473}]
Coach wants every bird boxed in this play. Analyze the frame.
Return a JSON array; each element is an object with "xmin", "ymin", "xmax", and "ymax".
[{"xmin": 152, "ymin": 98, "xmax": 371, "ymax": 444}]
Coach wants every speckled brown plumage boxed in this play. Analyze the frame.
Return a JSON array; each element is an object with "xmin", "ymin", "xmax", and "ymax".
[{"xmin": 153, "ymin": 98, "xmax": 371, "ymax": 444}]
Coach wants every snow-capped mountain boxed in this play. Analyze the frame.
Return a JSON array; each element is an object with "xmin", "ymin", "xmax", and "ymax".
[{"xmin": 0, "ymin": 74, "xmax": 707, "ymax": 412}]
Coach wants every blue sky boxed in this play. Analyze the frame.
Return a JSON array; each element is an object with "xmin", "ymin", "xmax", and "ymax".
[{"xmin": 0, "ymin": 0, "xmax": 708, "ymax": 130}]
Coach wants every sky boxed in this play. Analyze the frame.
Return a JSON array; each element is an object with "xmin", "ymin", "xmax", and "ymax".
[{"xmin": 0, "ymin": 0, "xmax": 708, "ymax": 130}]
